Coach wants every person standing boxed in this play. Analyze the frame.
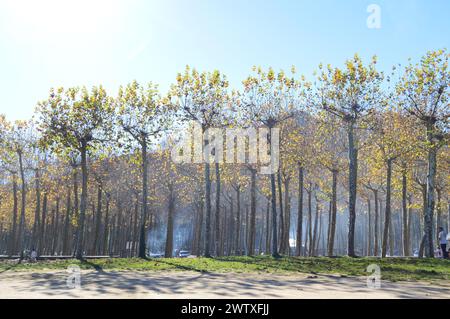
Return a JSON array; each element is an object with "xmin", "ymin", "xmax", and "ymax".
[
  {"xmin": 438, "ymin": 227, "xmax": 448, "ymax": 259},
  {"xmin": 30, "ymin": 247, "xmax": 37, "ymax": 263}
]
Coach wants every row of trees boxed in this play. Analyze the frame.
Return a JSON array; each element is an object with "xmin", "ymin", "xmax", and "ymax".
[{"xmin": 0, "ymin": 50, "xmax": 448, "ymax": 259}]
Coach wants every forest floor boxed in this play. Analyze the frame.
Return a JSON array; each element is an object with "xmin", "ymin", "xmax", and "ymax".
[{"xmin": 1, "ymin": 256, "xmax": 449, "ymax": 282}]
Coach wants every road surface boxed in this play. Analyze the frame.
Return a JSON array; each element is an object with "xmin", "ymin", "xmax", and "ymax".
[{"xmin": 1, "ymin": 270, "xmax": 449, "ymax": 299}]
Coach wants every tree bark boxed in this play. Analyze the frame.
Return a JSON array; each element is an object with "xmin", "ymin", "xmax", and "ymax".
[
  {"xmin": 52, "ymin": 198, "xmax": 60, "ymax": 255},
  {"xmin": 204, "ymin": 161, "xmax": 212, "ymax": 257},
  {"xmin": 194, "ymin": 196, "xmax": 204, "ymax": 256},
  {"xmin": 32, "ymin": 169, "xmax": 41, "ymax": 250},
  {"xmin": 382, "ymin": 158, "xmax": 393, "ymax": 258},
  {"xmin": 9, "ymin": 173, "xmax": 18, "ymax": 256},
  {"xmin": 367, "ymin": 197, "xmax": 372, "ymax": 256},
  {"xmin": 270, "ymin": 172, "xmax": 279, "ymax": 257},
  {"xmin": 227, "ymin": 199, "xmax": 234, "ymax": 256},
  {"xmin": 234, "ymin": 186, "xmax": 241, "ymax": 255},
  {"xmin": 402, "ymin": 170, "xmax": 409, "ymax": 256},
  {"xmin": 62, "ymin": 187, "xmax": 71, "ymax": 255},
  {"xmin": 277, "ymin": 171, "xmax": 284, "ymax": 253},
  {"xmin": 214, "ymin": 162, "xmax": 221, "ymax": 256},
  {"xmin": 138, "ymin": 141, "xmax": 149, "ymax": 258},
  {"xmin": 165, "ymin": 184, "xmax": 175, "ymax": 258},
  {"xmin": 93, "ymin": 185, "xmax": 102, "ymax": 255},
  {"xmin": 17, "ymin": 151, "xmax": 26, "ymax": 256},
  {"xmin": 249, "ymin": 169, "xmax": 256, "ymax": 255},
  {"xmin": 347, "ymin": 120, "xmax": 358, "ymax": 257},
  {"xmin": 38, "ymin": 193, "xmax": 47, "ymax": 255},
  {"xmin": 307, "ymin": 186, "xmax": 313, "ymax": 256},
  {"xmin": 328, "ymin": 169, "xmax": 338, "ymax": 256},
  {"xmin": 296, "ymin": 165, "xmax": 304, "ymax": 256},
  {"xmin": 436, "ymin": 188, "xmax": 442, "ymax": 243},
  {"xmin": 312, "ymin": 195, "xmax": 319, "ymax": 256},
  {"xmin": 103, "ymin": 194, "xmax": 111, "ymax": 256},
  {"xmin": 265, "ymin": 199, "xmax": 270, "ymax": 254},
  {"xmin": 76, "ymin": 143, "xmax": 88, "ymax": 259},
  {"xmin": 283, "ymin": 179, "xmax": 291, "ymax": 255},
  {"xmin": 373, "ymin": 190, "xmax": 379, "ymax": 256},
  {"xmin": 72, "ymin": 167, "xmax": 79, "ymax": 256},
  {"xmin": 424, "ymin": 121, "xmax": 436, "ymax": 258}
]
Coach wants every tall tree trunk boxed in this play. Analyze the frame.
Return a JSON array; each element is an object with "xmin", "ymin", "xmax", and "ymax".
[
  {"xmin": 347, "ymin": 120, "xmax": 358, "ymax": 257},
  {"xmin": 93, "ymin": 185, "xmax": 102, "ymax": 255},
  {"xmin": 244, "ymin": 205, "xmax": 249, "ymax": 255},
  {"xmin": 130, "ymin": 197, "xmax": 138, "ymax": 257},
  {"xmin": 103, "ymin": 194, "xmax": 111, "ymax": 256},
  {"xmin": 258, "ymin": 212, "xmax": 264, "ymax": 255},
  {"xmin": 448, "ymin": 199, "xmax": 450, "ymax": 236},
  {"xmin": 382, "ymin": 158, "xmax": 393, "ymax": 258},
  {"xmin": 436, "ymin": 188, "xmax": 442, "ymax": 243},
  {"xmin": 32, "ymin": 169, "xmax": 41, "ymax": 250},
  {"xmin": 317, "ymin": 210, "xmax": 323, "ymax": 255},
  {"xmin": 9, "ymin": 173, "xmax": 18, "ymax": 256},
  {"xmin": 270, "ymin": 172, "xmax": 279, "ymax": 257},
  {"xmin": 17, "ymin": 151, "xmax": 26, "ymax": 256},
  {"xmin": 165, "ymin": 185, "xmax": 175, "ymax": 258},
  {"xmin": 72, "ymin": 167, "xmax": 79, "ymax": 256},
  {"xmin": 367, "ymin": 197, "xmax": 372, "ymax": 256},
  {"xmin": 307, "ymin": 187, "xmax": 313, "ymax": 256},
  {"xmin": 265, "ymin": 199, "xmax": 270, "ymax": 255},
  {"xmin": 234, "ymin": 186, "xmax": 241, "ymax": 255},
  {"xmin": 406, "ymin": 195, "xmax": 412, "ymax": 256},
  {"xmin": 424, "ymin": 121, "xmax": 436, "ymax": 258},
  {"xmin": 304, "ymin": 220, "xmax": 309, "ymax": 257},
  {"xmin": 8, "ymin": 173, "xmax": 19, "ymax": 256},
  {"xmin": 52, "ymin": 198, "xmax": 60, "ymax": 255},
  {"xmin": 402, "ymin": 170, "xmax": 409, "ymax": 256},
  {"xmin": 214, "ymin": 163, "xmax": 221, "ymax": 256},
  {"xmin": 228, "ymin": 196, "xmax": 236, "ymax": 256},
  {"xmin": 328, "ymin": 169, "xmax": 338, "ymax": 256},
  {"xmin": 389, "ymin": 212, "xmax": 395, "ymax": 256},
  {"xmin": 138, "ymin": 141, "xmax": 149, "ymax": 258},
  {"xmin": 221, "ymin": 207, "xmax": 226, "ymax": 256},
  {"xmin": 283, "ymin": 179, "xmax": 291, "ymax": 255},
  {"xmin": 277, "ymin": 171, "xmax": 284, "ymax": 253},
  {"xmin": 194, "ymin": 196, "xmax": 204, "ymax": 256},
  {"xmin": 312, "ymin": 195, "xmax": 319, "ymax": 256},
  {"xmin": 228, "ymin": 199, "xmax": 234, "ymax": 256},
  {"xmin": 76, "ymin": 143, "xmax": 88, "ymax": 259},
  {"xmin": 49, "ymin": 208, "xmax": 55, "ymax": 254},
  {"xmin": 204, "ymin": 161, "xmax": 212, "ymax": 257},
  {"xmin": 418, "ymin": 185, "xmax": 427, "ymax": 258},
  {"xmin": 249, "ymin": 169, "xmax": 256, "ymax": 255},
  {"xmin": 62, "ymin": 188, "xmax": 71, "ymax": 255},
  {"xmin": 38, "ymin": 193, "xmax": 47, "ymax": 255},
  {"xmin": 296, "ymin": 165, "xmax": 304, "ymax": 256},
  {"xmin": 373, "ymin": 190, "xmax": 379, "ymax": 256}
]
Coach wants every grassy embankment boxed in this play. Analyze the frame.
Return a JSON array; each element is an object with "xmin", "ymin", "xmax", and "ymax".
[{"xmin": 1, "ymin": 256, "xmax": 449, "ymax": 282}]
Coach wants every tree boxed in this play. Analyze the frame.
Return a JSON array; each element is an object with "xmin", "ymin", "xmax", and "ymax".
[
  {"xmin": 116, "ymin": 80, "xmax": 172, "ymax": 258},
  {"xmin": 170, "ymin": 67, "xmax": 229, "ymax": 257},
  {"xmin": 317, "ymin": 54, "xmax": 384, "ymax": 256},
  {"xmin": 37, "ymin": 86, "xmax": 114, "ymax": 259},
  {"xmin": 371, "ymin": 109, "xmax": 416, "ymax": 257},
  {"xmin": 314, "ymin": 113, "xmax": 347, "ymax": 256},
  {"xmin": 397, "ymin": 49, "xmax": 450, "ymax": 258},
  {"xmin": 241, "ymin": 66, "xmax": 304, "ymax": 257}
]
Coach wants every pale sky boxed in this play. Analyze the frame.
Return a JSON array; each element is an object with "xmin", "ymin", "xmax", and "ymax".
[{"xmin": 0, "ymin": 0, "xmax": 449, "ymax": 121}]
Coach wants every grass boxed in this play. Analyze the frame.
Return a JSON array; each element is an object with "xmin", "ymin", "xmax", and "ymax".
[{"xmin": 1, "ymin": 256, "xmax": 449, "ymax": 282}]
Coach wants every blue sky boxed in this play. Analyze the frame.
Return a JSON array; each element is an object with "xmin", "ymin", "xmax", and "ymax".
[{"xmin": 0, "ymin": 0, "xmax": 449, "ymax": 120}]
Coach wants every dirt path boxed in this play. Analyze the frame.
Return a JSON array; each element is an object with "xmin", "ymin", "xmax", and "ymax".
[{"xmin": 1, "ymin": 270, "xmax": 449, "ymax": 299}]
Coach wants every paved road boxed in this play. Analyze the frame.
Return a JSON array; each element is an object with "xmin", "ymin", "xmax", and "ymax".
[{"xmin": 1, "ymin": 270, "xmax": 449, "ymax": 299}]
